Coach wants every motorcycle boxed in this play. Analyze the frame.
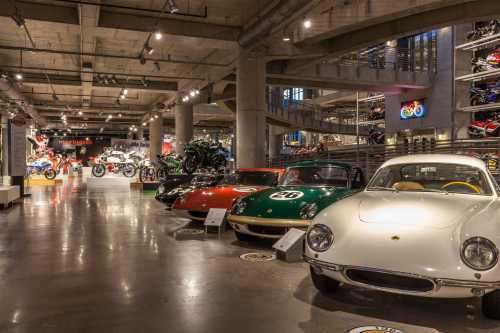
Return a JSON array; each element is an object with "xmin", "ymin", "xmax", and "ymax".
[
  {"xmin": 182, "ymin": 140, "xmax": 228, "ymax": 174},
  {"xmin": 368, "ymin": 129, "xmax": 385, "ymax": 145},
  {"xmin": 367, "ymin": 106, "xmax": 385, "ymax": 121},
  {"xmin": 26, "ymin": 159, "xmax": 57, "ymax": 180},
  {"xmin": 471, "ymin": 57, "xmax": 499, "ymax": 73},
  {"xmin": 470, "ymin": 87, "xmax": 500, "ymax": 106},
  {"xmin": 467, "ymin": 20, "xmax": 500, "ymax": 41},
  {"xmin": 156, "ymin": 154, "xmax": 182, "ymax": 180},
  {"xmin": 91, "ymin": 150, "xmax": 137, "ymax": 178},
  {"xmin": 468, "ymin": 117, "xmax": 500, "ymax": 138}
]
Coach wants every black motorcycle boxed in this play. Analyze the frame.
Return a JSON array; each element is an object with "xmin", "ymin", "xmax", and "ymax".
[
  {"xmin": 368, "ymin": 129, "xmax": 385, "ymax": 145},
  {"xmin": 467, "ymin": 20, "xmax": 500, "ymax": 41},
  {"xmin": 182, "ymin": 140, "xmax": 228, "ymax": 174}
]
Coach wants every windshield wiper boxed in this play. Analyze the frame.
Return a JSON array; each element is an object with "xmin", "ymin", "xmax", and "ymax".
[{"xmin": 400, "ymin": 188, "xmax": 449, "ymax": 194}]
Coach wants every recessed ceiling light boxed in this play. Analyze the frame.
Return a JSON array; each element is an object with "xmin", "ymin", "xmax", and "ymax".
[
  {"xmin": 283, "ymin": 37, "xmax": 291, "ymax": 42},
  {"xmin": 15, "ymin": 73, "xmax": 23, "ymax": 80},
  {"xmin": 303, "ymin": 19, "xmax": 312, "ymax": 29},
  {"xmin": 154, "ymin": 30, "xmax": 163, "ymax": 40}
]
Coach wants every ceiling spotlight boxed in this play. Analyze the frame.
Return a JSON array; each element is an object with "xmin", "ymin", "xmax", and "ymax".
[
  {"xmin": 154, "ymin": 114, "xmax": 159, "ymax": 119},
  {"xmin": 154, "ymin": 30, "xmax": 163, "ymax": 40},
  {"xmin": 168, "ymin": 0, "xmax": 179, "ymax": 13},
  {"xmin": 189, "ymin": 91, "xmax": 196, "ymax": 97},
  {"xmin": 123, "ymin": 88, "xmax": 128, "ymax": 95},
  {"xmin": 63, "ymin": 133, "xmax": 67, "ymax": 137},
  {"xmin": 78, "ymin": 111, "xmax": 83, "ymax": 116},
  {"xmin": 303, "ymin": 19, "xmax": 312, "ymax": 29},
  {"xmin": 85, "ymin": 137, "xmax": 89, "ymax": 141},
  {"xmin": 142, "ymin": 122, "xmax": 147, "ymax": 126},
  {"xmin": 195, "ymin": 89, "xmax": 200, "ymax": 95},
  {"xmin": 144, "ymin": 44, "xmax": 154, "ymax": 55},
  {"xmin": 120, "ymin": 94, "xmax": 126, "ymax": 100},
  {"xmin": 133, "ymin": 128, "xmax": 138, "ymax": 132},
  {"xmin": 118, "ymin": 113, "xmax": 122, "ymax": 118},
  {"xmin": 15, "ymin": 73, "xmax": 23, "ymax": 80},
  {"xmin": 99, "ymin": 127, "xmax": 104, "ymax": 133},
  {"xmin": 283, "ymin": 37, "xmax": 291, "ymax": 42}
]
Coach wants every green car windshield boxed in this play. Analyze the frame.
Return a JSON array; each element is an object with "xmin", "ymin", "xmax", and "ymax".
[
  {"xmin": 280, "ymin": 166, "xmax": 348, "ymax": 187},
  {"xmin": 220, "ymin": 171, "xmax": 279, "ymax": 186}
]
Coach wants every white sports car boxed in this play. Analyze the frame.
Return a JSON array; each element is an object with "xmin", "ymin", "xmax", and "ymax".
[{"xmin": 304, "ymin": 154, "xmax": 500, "ymax": 319}]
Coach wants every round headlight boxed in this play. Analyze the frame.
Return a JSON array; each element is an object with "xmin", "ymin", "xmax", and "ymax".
[
  {"xmin": 232, "ymin": 198, "xmax": 247, "ymax": 215},
  {"xmin": 299, "ymin": 203, "xmax": 318, "ymax": 220},
  {"xmin": 307, "ymin": 224, "xmax": 334, "ymax": 252},
  {"xmin": 461, "ymin": 237, "xmax": 499, "ymax": 271}
]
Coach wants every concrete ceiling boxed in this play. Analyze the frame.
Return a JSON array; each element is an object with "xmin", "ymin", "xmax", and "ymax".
[{"xmin": 0, "ymin": 0, "xmax": 496, "ymax": 135}]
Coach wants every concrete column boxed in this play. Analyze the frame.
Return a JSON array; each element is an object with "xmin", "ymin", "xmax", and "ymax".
[
  {"xmin": 175, "ymin": 103, "xmax": 193, "ymax": 156},
  {"xmin": 149, "ymin": 112, "xmax": 163, "ymax": 162},
  {"xmin": 236, "ymin": 49, "xmax": 266, "ymax": 168},
  {"xmin": 268, "ymin": 125, "xmax": 283, "ymax": 159}
]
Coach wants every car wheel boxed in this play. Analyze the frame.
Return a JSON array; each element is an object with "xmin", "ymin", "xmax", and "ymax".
[
  {"xmin": 234, "ymin": 230, "xmax": 257, "ymax": 242},
  {"xmin": 310, "ymin": 266, "xmax": 340, "ymax": 293},
  {"xmin": 483, "ymin": 290, "xmax": 500, "ymax": 320}
]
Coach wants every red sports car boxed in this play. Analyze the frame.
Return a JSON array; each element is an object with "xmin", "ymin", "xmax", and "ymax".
[{"xmin": 171, "ymin": 168, "xmax": 284, "ymax": 221}]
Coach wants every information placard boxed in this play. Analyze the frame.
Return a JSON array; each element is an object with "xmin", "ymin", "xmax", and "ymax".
[
  {"xmin": 204, "ymin": 208, "xmax": 227, "ymax": 227},
  {"xmin": 273, "ymin": 228, "xmax": 305, "ymax": 252}
]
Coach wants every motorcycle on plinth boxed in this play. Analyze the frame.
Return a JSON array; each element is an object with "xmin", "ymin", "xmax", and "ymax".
[
  {"xmin": 91, "ymin": 150, "xmax": 137, "ymax": 178},
  {"xmin": 181, "ymin": 140, "xmax": 228, "ymax": 174},
  {"xmin": 156, "ymin": 154, "xmax": 182, "ymax": 181},
  {"xmin": 26, "ymin": 158, "xmax": 57, "ymax": 180}
]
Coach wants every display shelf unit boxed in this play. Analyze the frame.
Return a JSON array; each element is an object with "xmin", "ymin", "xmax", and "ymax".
[
  {"xmin": 456, "ymin": 68, "xmax": 500, "ymax": 82},
  {"xmin": 458, "ymin": 102, "xmax": 500, "ymax": 113},
  {"xmin": 358, "ymin": 119, "xmax": 385, "ymax": 126},
  {"xmin": 455, "ymin": 32, "xmax": 500, "ymax": 51}
]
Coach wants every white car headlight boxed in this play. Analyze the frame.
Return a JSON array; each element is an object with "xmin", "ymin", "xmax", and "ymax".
[
  {"xmin": 299, "ymin": 203, "xmax": 318, "ymax": 220},
  {"xmin": 461, "ymin": 237, "xmax": 499, "ymax": 271},
  {"xmin": 232, "ymin": 198, "xmax": 247, "ymax": 215},
  {"xmin": 307, "ymin": 224, "xmax": 334, "ymax": 252}
]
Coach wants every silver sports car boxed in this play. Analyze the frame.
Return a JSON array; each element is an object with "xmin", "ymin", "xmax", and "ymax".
[{"xmin": 304, "ymin": 154, "xmax": 500, "ymax": 320}]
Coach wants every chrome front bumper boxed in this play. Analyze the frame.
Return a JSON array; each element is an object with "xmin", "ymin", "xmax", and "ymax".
[{"xmin": 304, "ymin": 256, "xmax": 500, "ymax": 296}]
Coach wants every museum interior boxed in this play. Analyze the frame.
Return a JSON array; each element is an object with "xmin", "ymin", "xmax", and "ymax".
[{"xmin": 1, "ymin": 0, "xmax": 500, "ymax": 332}]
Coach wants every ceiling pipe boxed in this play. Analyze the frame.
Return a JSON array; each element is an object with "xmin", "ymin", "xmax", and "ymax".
[
  {"xmin": 238, "ymin": 0, "xmax": 309, "ymax": 48},
  {"xmin": 0, "ymin": 45, "xmax": 230, "ymax": 68},
  {"xmin": 0, "ymin": 79, "xmax": 44, "ymax": 125}
]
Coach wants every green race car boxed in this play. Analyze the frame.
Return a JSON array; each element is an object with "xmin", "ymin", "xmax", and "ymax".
[{"xmin": 228, "ymin": 160, "xmax": 365, "ymax": 241}]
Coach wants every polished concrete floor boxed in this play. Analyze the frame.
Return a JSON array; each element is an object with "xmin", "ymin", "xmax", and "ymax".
[{"xmin": 0, "ymin": 179, "xmax": 499, "ymax": 332}]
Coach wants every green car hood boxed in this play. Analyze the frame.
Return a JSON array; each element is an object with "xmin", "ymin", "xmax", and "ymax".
[{"xmin": 237, "ymin": 185, "xmax": 352, "ymax": 220}]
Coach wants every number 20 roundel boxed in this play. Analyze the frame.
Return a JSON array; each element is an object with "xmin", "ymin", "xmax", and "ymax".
[{"xmin": 269, "ymin": 190, "xmax": 304, "ymax": 200}]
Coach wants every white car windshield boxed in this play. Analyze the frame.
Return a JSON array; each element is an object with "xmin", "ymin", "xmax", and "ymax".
[
  {"xmin": 367, "ymin": 163, "xmax": 493, "ymax": 195},
  {"xmin": 281, "ymin": 166, "xmax": 348, "ymax": 187}
]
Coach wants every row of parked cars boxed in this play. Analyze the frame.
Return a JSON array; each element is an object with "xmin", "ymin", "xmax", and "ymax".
[{"xmin": 155, "ymin": 154, "xmax": 500, "ymax": 320}]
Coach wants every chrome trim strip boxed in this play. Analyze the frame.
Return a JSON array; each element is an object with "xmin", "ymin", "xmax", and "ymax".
[{"xmin": 303, "ymin": 256, "xmax": 500, "ymax": 293}]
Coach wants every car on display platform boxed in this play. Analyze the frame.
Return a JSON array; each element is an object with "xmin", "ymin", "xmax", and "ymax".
[
  {"xmin": 304, "ymin": 154, "xmax": 500, "ymax": 320},
  {"xmin": 171, "ymin": 168, "xmax": 285, "ymax": 221},
  {"xmin": 228, "ymin": 161, "xmax": 365, "ymax": 241},
  {"xmin": 155, "ymin": 173, "xmax": 224, "ymax": 208}
]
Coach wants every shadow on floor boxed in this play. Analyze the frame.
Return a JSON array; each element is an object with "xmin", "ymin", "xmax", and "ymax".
[{"xmin": 293, "ymin": 276, "xmax": 500, "ymax": 333}]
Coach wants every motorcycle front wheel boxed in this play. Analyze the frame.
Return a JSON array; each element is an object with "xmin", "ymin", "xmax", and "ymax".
[
  {"xmin": 44, "ymin": 168, "xmax": 57, "ymax": 180},
  {"xmin": 182, "ymin": 154, "xmax": 199, "ymax": 174},
  {"xmin": 122, "ymin": 163, "xmax": 137, "ymax": 178},
  {"xmin": 212, "ymin": 155, "xmax": 227, "ymax": 172},
  {"xmin": 139, "ymin": 166, "xmax": 156, "ymax": 182},
  {"xmin": 92, "ymin": 164, "xmax": 106, "ymax": 177}
]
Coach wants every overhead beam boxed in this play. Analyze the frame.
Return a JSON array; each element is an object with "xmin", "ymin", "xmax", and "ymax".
[{"xmin": 1, "ymin": 1, "xmax": 240, "ymax": 44}]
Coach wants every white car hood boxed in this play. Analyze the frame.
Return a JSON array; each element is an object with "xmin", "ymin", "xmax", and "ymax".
[{"xmin": 358, "ymin": 191, "xmax": 489, "ymax": 229}]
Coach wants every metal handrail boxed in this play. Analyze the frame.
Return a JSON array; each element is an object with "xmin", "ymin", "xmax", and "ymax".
[{"xmin": 268, "ymin": 139, "xmax": 500, "ymax": 179}]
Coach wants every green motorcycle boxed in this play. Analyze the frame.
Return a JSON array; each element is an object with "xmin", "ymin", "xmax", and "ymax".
[{"xmin": 182, "ymin": 140, "xmax": 228, "ymax": 174}]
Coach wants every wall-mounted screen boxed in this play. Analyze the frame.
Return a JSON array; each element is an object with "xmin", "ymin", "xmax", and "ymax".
[{"xmin": 400, "ymin": 99, "xmax": 426, "ymax": 120}]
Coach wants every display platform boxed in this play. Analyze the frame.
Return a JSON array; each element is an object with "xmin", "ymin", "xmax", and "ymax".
[
  {"xmin": 25, "ymin": 178, "xmax": 64, "ymax": 186},
  {"xmin": 130, "ymin": 181, "xmax": 160, "ymax": 191},
  {"xmin": 0, "ymin": 185, "xmax": 20, "ymax": 209},
  {"xmin": 87, "ymin": 175, "xmax": 134, "ymax": 190}
]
